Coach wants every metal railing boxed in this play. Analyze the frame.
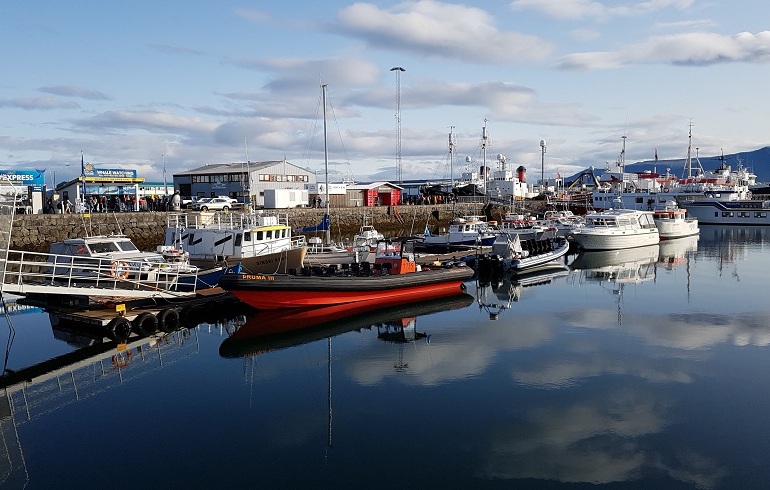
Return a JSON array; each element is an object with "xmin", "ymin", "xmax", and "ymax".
[{"xmin": 1, "ymin": 249, "xmax": 200, "ymax": 298}]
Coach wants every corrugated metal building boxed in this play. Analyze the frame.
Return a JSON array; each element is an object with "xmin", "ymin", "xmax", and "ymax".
[
  {"xmin": 346, "ymin": 182, "xmax": 403, "ymax": 207},
  {"xmin": 173, "ymin": 160, "xmax": 317, "ymax": 207}
]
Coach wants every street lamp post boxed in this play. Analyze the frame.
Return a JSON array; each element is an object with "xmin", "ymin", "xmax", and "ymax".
[
  {"xmin": 390, "ymin": 66, "xmax": 405, "ymax": 184},
  {"xmin": 540, "ymin": 139, "xmax": 547, "ymax": 190}
]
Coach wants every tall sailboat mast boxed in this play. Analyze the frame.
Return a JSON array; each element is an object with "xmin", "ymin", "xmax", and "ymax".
[
  {"xmin": 449, "ymin": 126, "xmax": 455, "ymax": 189},
  {"xmin": 482, "ymin": 119, "xmax": 488, "ymax": 198},
  {"xmin": 322, "ymin": 84, "xmax": 331, "ymax": 245},
  {"xmin": 684, "ymin": 124, "xmax": 693, "ymax": 179}
]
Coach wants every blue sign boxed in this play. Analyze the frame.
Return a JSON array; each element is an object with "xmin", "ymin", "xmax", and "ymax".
[
  {"xmin": 84, "ymin": 166, "xmax": 137, "ymax": 179},
  {"xmin": 0, "ymin": 169, "xmax": 45, "ymax": 191}
]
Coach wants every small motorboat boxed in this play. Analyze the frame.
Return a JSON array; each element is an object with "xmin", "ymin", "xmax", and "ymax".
[{"xmin": 218, "ymin": 238, "xmax": 474, "ymax": 309}]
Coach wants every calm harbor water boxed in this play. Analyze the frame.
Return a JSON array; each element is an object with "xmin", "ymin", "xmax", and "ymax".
[{"xmin": 2, "ymin": 226, "xmax": 770, "ymax": 489}]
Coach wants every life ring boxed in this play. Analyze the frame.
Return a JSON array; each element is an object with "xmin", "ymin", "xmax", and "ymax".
[
  {"xmin": 157, "ymin": 308, "xmax": 181, "ymax": 332},
  {"xmin": 663, "ymin": 187, "xmax": 669, "ymax": 193},
  {"xmin": 132, "ymin": 312, "xmax": 159, "ymax": 337},
  {"xmin": 110, "ymin": 261, "xmax": 130, "ymax": 279},
  {"xmin": 111, "ymin": 349, "xmax": 132, "ymax": 368},
  {"xmin": 107, "ymin": 316, "xmax": 132, "ymax": 342}
]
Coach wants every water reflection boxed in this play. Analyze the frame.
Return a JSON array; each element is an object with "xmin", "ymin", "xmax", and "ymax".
[
  {"xmin": 219, "ymin": 293, "xmax": 474, "ymax": 358},
  {"xmin": 476, "ymin": 264, "xmax": 570, "ymax": 320},
  {"xmin": 658, "ymin": 234, "xmax": 699, "ymax": 270},
  {"xmin": 7, "ymin": 227, "xmax": 770, "ymax": 487}
]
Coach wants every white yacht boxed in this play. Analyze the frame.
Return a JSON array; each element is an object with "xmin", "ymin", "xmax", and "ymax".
[{"xmin": 569, "ymin": 208, "xmax": 659, "ymax": 250}]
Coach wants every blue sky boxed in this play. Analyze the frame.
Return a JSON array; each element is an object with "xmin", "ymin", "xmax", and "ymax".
[{"xmin": 2, "ymin": 0, "xmax": 769, "ymax": 186}]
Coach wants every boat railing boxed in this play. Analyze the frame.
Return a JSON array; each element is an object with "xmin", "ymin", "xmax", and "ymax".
[
  {"xmin": 1, "ymin": 249, "xmax": 201, "ymax": 295},
  {"xmin": 166, "ymin": 211, "xmax": 292, "ymax": 231}
]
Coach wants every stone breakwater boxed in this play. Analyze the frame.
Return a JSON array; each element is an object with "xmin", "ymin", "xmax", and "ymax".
[{"xmin": 11, "ymin": 203, "xmax": 500, "ymax": 253}]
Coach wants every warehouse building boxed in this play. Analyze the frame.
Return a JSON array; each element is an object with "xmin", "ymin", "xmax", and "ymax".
[{"xmin": 173, "ymin": 160, "xmax": 317, "ymax": 207}]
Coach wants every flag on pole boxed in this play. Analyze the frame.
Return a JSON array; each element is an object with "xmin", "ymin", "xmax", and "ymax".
[{"xmin": 80, "ymin": 152, "xmax": 87, "ymax": 201}]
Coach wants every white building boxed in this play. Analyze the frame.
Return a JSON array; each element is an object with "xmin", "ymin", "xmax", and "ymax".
[{"xmin": 173, "ymin": 160, "xmax": 316, "ymax": 207}]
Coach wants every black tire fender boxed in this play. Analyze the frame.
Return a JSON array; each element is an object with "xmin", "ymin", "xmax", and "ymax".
[
  {"xmin": 132, "ymin": 312, "xmax": 159, "ymax": 336},
  {"xmin": 158, "ymin": 308, "xmax": 181, "ymax": 332},
  {"xmin": 108, "ymin": 317, "xmax": 132, "ymax": 342}
]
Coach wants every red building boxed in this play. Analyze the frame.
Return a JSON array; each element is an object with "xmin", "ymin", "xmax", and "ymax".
[{"xmin": 346, "ymin": 182, "xmax": 402, "ymax": 207}]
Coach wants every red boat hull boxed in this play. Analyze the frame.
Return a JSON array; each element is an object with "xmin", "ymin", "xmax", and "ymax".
[
  {"xmin": 228, "ymin": 279, "xmax": 466, "ymax": 309},
  {"xmin": 218, "ymin": 267, "xmax": 474, "ymax": 309}
]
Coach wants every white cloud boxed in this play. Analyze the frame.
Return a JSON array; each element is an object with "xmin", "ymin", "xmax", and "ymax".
[
  {"xmin": 559, "ymin": 31, "xmax": 770, "ymax": 69},
  {"xmin": 569, "ymin": 28, "xmax": 602, "ymax": 42},
  {"xmin": 233, "ymin": 8, "xmax": 271, "ymax": 25},
  {"xmin": 0, "ymin": 96, "xmax": 79, "ymax": 110},
  {"xmin": 335, "ymin": 1, "xmax": 553, "ymax": 63},
  {"xmin": 510, "ymin": 0, "xmax": 695, "ymax": 21},
  {"xmin": 79, "ymin": 110, "xmax": 218, "ymax": 135},
  {"xmin": 38, "ymin": 85, "xmax": 111, "ymax": 101}
]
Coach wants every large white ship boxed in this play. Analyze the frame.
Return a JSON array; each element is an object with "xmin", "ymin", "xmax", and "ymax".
[{"xmin": 591, "ymin": 127, "xmax": 754, "ymax": 211}]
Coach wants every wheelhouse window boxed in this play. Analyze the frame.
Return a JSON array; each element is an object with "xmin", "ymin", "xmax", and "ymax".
[{"xmin": 116, "ymin": 240, "xmax": 139, "ymax": 252}]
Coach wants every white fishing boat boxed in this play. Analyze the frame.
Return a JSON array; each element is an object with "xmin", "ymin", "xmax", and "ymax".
[
  {"xmin": 569, "ymin": 208, "xmax": 659, "ymax": 250},
  {"xmin": 304, "ymin": 236, "xmax": 372, "ymax": 266},
  {"xmin": 652, "ymin": 201, "xmax": 699, "ymax": 239},
  {"xmin": 352, "ymin": 216, "xmax": 385, "ymax": 249},
  {"xmin": 164, "ymin": 211, "xmax": 307, "ymax": 274},
  {"xmin": 418, "ymin": 215, "xmax": 496, "ymax": 252},
  {"xmin": 536, "ymin": 209, "xmax": 585, "ymax": 237}
]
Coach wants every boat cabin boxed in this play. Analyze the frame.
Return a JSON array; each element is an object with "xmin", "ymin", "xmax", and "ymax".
[
  {"xmin": 50, "ymin": 235, "xmax": 144, "ymax": 257},
  {"xmin": 373, "ymin": 239, "xmax": 417, "ymax": 275}
]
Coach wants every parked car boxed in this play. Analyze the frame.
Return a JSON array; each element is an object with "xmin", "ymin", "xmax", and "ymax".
[{"xmin": 192, "ymin": 197, "xmax": 239, "ymax": 212}]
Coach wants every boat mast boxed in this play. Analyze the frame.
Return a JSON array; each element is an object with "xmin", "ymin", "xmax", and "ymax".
[
  {"xmin": 449, "ymin": 126, "xmax": 455, "ymax": 189},
  {"xmin": 684, "ymin": 123, "xmax": 693, "ymax": 179},
  {"xmin": 482, "ymin": 119, "xmax": 488, "ymax": 199},
  {"xmin": 322, "ymin": 84, "xmax": 331, "ymax": 244}
]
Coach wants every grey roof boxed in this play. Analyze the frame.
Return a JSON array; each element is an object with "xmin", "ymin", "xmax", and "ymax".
[
  {"xmin": 174, "ymin": 161, "xmax": 313, "ymax": 176},
  {"xmin": 347, "ymin": 181, "xmax": 403, "ymax": 190}
]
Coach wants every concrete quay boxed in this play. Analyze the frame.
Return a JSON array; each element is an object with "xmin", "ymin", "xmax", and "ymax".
[{"xmin": 10, "ymin": 203, "xmax": 502, "ymax": 253}]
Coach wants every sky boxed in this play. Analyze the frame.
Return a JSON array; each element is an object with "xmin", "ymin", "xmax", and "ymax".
[{"xmin": 2, "ymin": 0, "xmax": 769, "ymax": 187}]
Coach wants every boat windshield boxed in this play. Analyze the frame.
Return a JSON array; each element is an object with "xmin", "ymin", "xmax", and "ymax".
[
  {"xmin": 89, "ymin": 241, "xmax": 123, "ymax": 253},
  {"xmin": 117, "ymin": 240, "xmax": 139, "ymax": 251}
]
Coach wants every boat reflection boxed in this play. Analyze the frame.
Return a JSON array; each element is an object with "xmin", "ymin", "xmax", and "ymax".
[
  {"xmin": 569, "ymin": 245, "xmax": 659, "ymax": 325},
  {"xmin": 219, "ymin": 293, "xmax": 475, "ymax": 358},
  {"xmin": 476, "ymin": 264, "xmax": 570, "ymax": 320},
  {"xmin": 569, "ymin": 244, "xmax": 659, "ymax": 279},
  {"xmin": 658, "ymin": 234, "xmax": 699, "ymax": 271}
]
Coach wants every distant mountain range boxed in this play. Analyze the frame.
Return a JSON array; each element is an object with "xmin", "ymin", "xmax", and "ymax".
[{"xmin": 587, "ymin": 146, "xmax": 770, "ymax": 184}]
